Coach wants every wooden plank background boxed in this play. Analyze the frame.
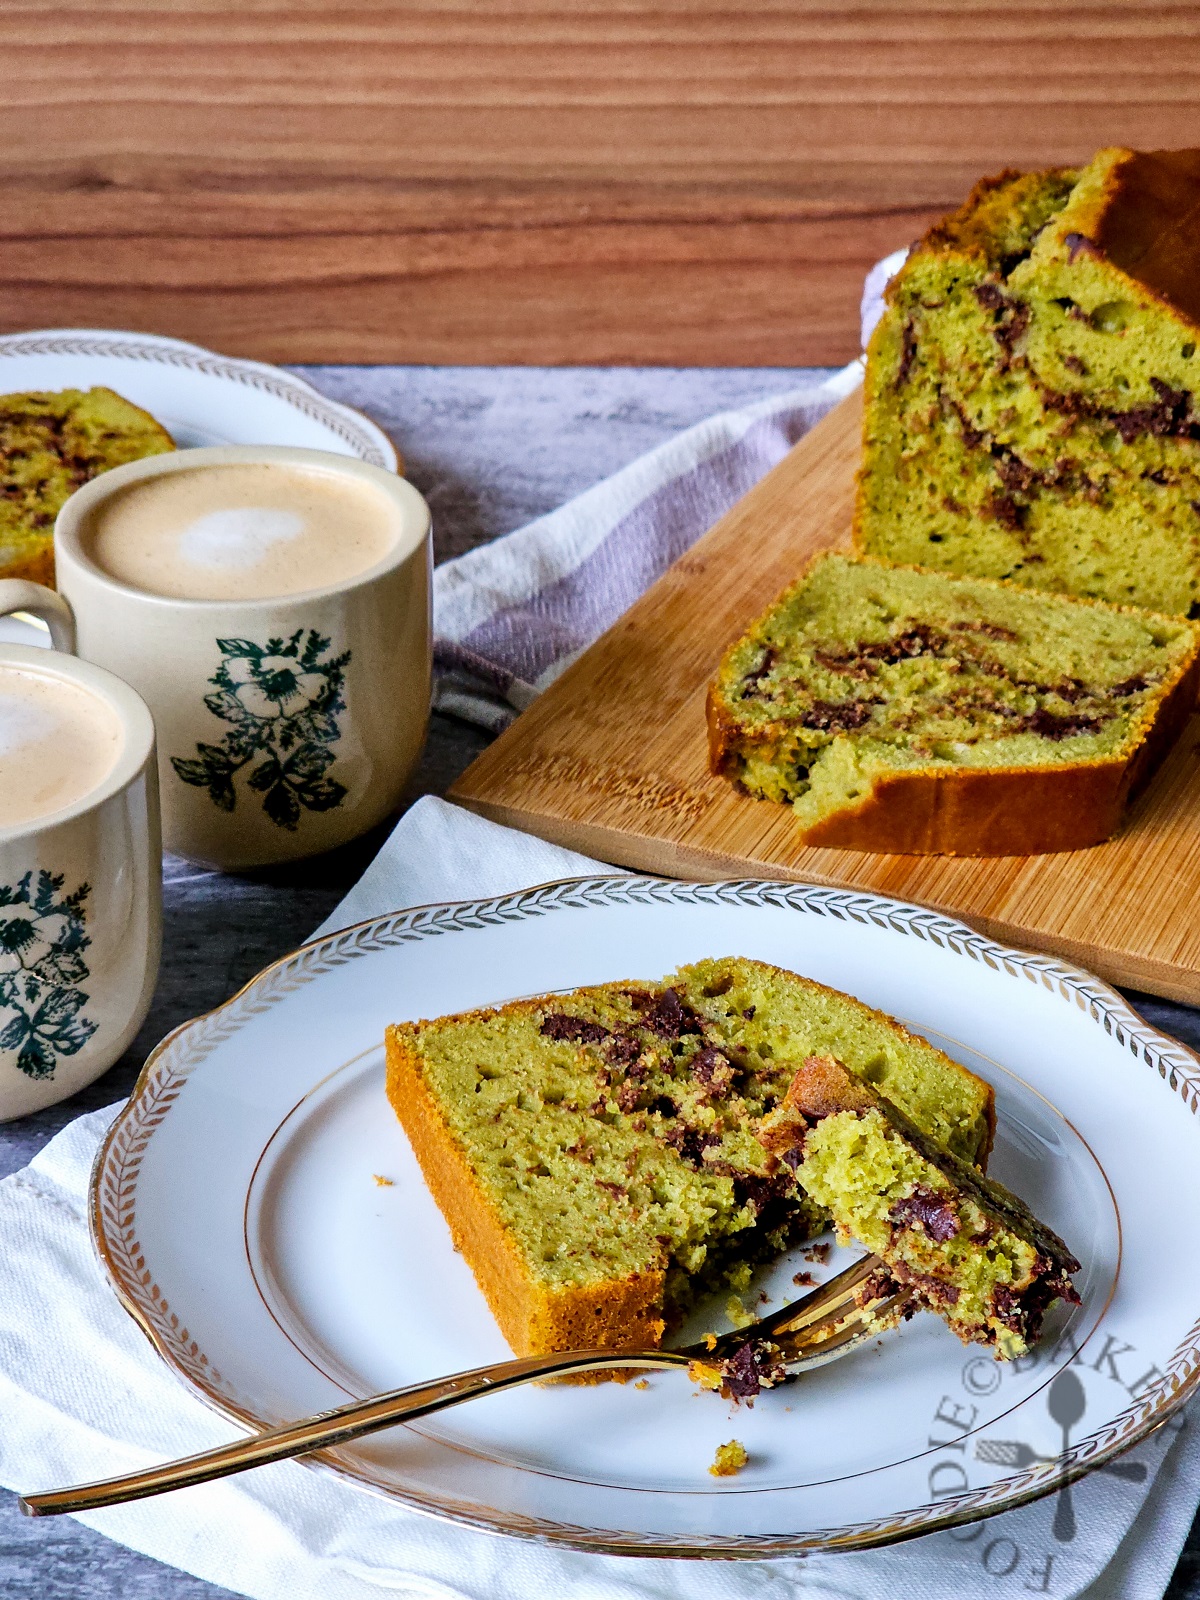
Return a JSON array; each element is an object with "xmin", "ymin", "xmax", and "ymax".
[{"xmin": 2, "ymin": 2, "xmax": 1199, "ymax": 364}]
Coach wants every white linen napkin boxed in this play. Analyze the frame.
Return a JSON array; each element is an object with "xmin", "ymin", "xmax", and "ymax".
[{"xmin": 0, "ymin": 795, "xmax": 1195, "ymax": 1600}]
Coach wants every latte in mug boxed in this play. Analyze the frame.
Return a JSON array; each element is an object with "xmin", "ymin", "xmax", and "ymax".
[
  {"xmin": 0, "ymin": 642, "xmax": 160, "ymax": 1122},
  {"xmin": 86, "ymin": 462, "xmax": 403, "ymax": 601},
  {"xmin": 45, "ymin": 444, "xmax": 432, "ymax": 870},
  {"xmin": 0, "ymin": 665, "xmax": 123, "ymax": 826}
]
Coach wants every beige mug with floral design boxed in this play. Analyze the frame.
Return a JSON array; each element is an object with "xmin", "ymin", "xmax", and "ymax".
[
  {"xmin": 13, "ymin": 445, "xmax": 432, "ymax": 871},
  {"xmin": 0, "ymin": 636, "xmax": 160, "ymax": 1121}
]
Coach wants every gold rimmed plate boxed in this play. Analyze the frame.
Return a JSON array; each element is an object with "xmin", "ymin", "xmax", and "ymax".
[
  {"xmin": 0, "ymin": 329, "xmax": 395, "ymax": 465},
  {"xmin": 91, "ymin": 878, "xmax": 1200, "ymax": 1556}
]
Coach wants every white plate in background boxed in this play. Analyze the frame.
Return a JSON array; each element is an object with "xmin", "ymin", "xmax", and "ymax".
[
  {"xmin": 0, "ymin": 328, "xmax": 395, "ymax": 464},
  {"xmin": 0, "ymin": 328, "xmax": 398, "ymax": 649}
]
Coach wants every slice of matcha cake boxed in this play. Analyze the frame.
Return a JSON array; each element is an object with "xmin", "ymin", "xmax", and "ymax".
[
  {"xmin": 707, "ymin": 552, "xmax": 1200, "ymax": 855},
  {"xmin": 760, "ymin": 1055, "xmax": 1080, "ymax": 1357},
  {"xmin": 0, "ymin": 387, "xmax": 175, "ymax": 586},
  {"xmin": 385, "ymin": 956, "xmax": 993, "ymax": 1361},
  {"xmin": 856, "ymin": 147, "xmax": 1200, "ymax": 616}
]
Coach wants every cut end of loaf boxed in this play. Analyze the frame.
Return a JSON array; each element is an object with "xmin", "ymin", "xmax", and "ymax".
[{"xmin": 708, "ymin": 553, "xmax": 1200, "ymax": 855}]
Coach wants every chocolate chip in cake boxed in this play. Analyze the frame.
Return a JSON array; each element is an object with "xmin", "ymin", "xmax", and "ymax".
[
  {"xmin": 662, "ymin": 1123, "xmax": 720, "ymax": 1167},
  {"xmin": 632, "ymin": 987, "xmax": 704, "ymax": 1038},
  {"xmin": 799, "ymin": 698, "xmax": 877, "ymax": 732},
  {"xmin": 604, "ymin": 1030, "xmax": 643, "ymax": 1068},
  {"xmin": 541, "ymin": 1013, "xmax": 610, "ymax": 1045},
  {"xmin": 716, "ymin": 1338, "xmax": 788, "ymax": 1400},
  {"xmin": 692, "ymin": 1045, "xmax": 738, "ymax": 1098},
  {"xmin": 895, "ymin": 318, "xmax": 918, "ymax": 389},
  {"xmin": 889, "ymin": 1186, "xmax": 962, "ymax": 1242},
  {"xmin": 1023, "ymin": 707, "xmax": 1104, "ymax": 739}
]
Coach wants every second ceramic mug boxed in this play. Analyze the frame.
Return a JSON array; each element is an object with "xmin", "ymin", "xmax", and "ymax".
[
  {"xmin": 1, "ymin": 446, "xmax": 432, "ymax": 870},
  {"xmin": 0, "ymin": 643, "xmax": 160, "ymax": 1121}
]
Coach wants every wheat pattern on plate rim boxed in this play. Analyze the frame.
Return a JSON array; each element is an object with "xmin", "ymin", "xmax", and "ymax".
[
  {"xmin": 88, "ymin": 875, "xmax": 1200, "ymax": 1555},
  {"xmin": 0, "ymin": 331, "xmax": 394, "ymax": 467}
]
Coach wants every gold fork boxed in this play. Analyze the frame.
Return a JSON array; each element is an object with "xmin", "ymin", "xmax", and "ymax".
[{"xmin": 21, "ymin": 1253, "xmax": 903, "ymax": 1517}]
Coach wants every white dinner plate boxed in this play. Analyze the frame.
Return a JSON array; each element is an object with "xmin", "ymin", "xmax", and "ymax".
[
  {"xmin": 0, "ymin": 328, "xmax": 395, "ymax": 466},
  {"xmin": 92, "ymin": 877, "xmax": 1200, "ymax": 1556}
]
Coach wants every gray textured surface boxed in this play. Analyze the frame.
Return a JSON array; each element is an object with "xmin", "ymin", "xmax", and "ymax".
[
  {"xmin": 4, "ymin": 363, "xmax": 1200, "ymax": 1598},
  {"xmin": 304, "ymin": 365, "xmax": 824, "ymax": 566}
]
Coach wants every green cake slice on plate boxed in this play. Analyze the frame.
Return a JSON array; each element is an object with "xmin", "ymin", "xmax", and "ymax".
[{"xmin": 385, "ymin": 956, "xmax": 994, "ymax": 1364}]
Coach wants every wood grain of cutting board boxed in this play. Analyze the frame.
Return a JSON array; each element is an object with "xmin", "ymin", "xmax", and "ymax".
[{"xmin": 450, "ymin": 388, "xmax": 1200, "ymax": 1003}]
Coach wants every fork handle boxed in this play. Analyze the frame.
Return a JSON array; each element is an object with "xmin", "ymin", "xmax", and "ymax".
[{"xmin": 20, "ymin": 1348, "xmax": 690, "ymax": 1517}]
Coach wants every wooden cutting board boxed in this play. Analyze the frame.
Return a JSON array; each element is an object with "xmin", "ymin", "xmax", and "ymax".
[{"xmin": 450, "ymin": 389, "xmax": 1200, "ymax": 1003}]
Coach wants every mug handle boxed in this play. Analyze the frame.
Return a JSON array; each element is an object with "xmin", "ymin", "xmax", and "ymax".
[{"xmin": 0, "ymin": 580, "xmax": 76, "ymax": 653}]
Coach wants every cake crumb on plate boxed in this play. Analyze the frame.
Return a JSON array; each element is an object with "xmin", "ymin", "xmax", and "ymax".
[
  {"xmin": 726, "ymin": 1295, "xmax": 756, "ymax": 1330},
  {"xmin": 710, "ymin": 1440, "xmax": 749, "ymax": 1477}
]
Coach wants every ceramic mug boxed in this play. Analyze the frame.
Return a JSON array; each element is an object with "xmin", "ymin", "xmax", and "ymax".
[
  {"xmin": 5, "ymin": 445, "xmax": 432, "ymax": 870},
  {"xmin": 0, "ymin": 642, "xmax": 160, "ymax": 1121}
]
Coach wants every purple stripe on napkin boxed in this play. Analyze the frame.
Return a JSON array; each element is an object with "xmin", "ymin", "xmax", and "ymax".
[
  {"xmin": 432, "ymin": 639, "xmax": 518, "ymax": 697},
  {"xmin": 458, "ymin": 403, "xmax": 826, "ymax": 687}
]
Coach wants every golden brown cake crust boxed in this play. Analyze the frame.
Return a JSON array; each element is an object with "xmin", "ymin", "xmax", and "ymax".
[
  {"xmin": 769, "ymin": 1053, "xmax": 875, "ymax": 1124},
  {"xmin": 1074, "ymin": 147, "xmax": 1200, "ymax": 331},
  {"xmin": 0, "ymin": 546, "xmax": 55, "ymax": 589},
  {"xmin": 917, "ymin": 165, "xmax": 1076, "ymax": 261},
  {"xmin": 890, "ymin": 149, "xmax": 1200, "ymax": 333},
  {"xmin": 385, "ymin": 1010, "xmax": 667, "ymax": 1367}
]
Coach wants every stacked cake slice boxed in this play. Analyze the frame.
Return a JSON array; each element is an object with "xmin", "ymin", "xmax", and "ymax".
[{"xmin": 708, "ymin": 147, "xmax": 1200, "ymax": 855}]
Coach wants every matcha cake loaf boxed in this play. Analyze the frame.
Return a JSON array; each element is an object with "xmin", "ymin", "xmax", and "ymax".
[
  {"xmin": 856, "ymin": 147, "xmax": 1200, "ymax": 615},
  {"xmin": 385, "ymin": 956, "xmax": 993, "ymax": 1361},
  {"xmin": 760, "ymin": 1055, "xmax": 1081, "ymax": 1357},
  {"xmin": 0, "ymin": 387, "xmax": 174, "ymax": 585},
  {"xmin": 707, "ymin": 552, "xmax": 1200, "ymax": 855}
]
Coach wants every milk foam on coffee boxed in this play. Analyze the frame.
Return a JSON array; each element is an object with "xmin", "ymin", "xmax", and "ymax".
[
  {"xmin": 87, "ymin": 463, "xmax": 400, "ymax": 601},
  {"xmin": 0, "ymin": 668, "xmax": 122, "ymax": 826}
]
